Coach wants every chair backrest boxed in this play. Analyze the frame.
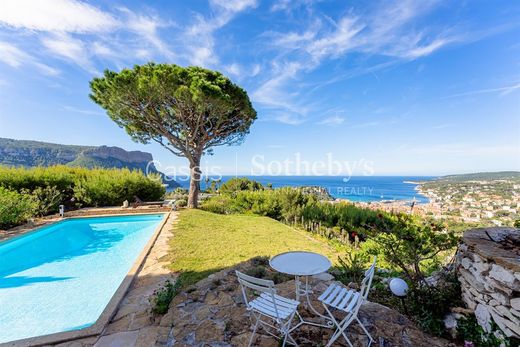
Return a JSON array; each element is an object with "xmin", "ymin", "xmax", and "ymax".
[
  {"xmin": 359, "ymin": 256, "xmax": 377, "ymax": 300},
  {"xmin": 235, "ymin": 270, "xmax": 281, "ymax": 320}
]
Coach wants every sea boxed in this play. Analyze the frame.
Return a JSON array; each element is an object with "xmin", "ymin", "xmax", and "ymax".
[{"xmin": 172, "ymin": 176, "xmax": 436, "ymax": 203}]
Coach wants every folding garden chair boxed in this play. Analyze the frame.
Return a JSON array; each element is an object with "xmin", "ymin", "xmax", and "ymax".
[
  {"xmin": 236, "ymin": 270, "xmax": 303, "ymax": 346},
  {"xmin": 318, "ymin": 257, "xmax": 377, "ymax": 347}
]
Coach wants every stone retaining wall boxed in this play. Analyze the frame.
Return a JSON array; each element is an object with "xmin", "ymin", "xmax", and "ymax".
[{"xmin": 456, "ymin": 227, "xmax": 520, "ymax": 338}]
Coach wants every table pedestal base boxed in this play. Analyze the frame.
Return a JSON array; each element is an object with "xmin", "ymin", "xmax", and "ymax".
[{"xmin": 291, "ymin": 275, "xmax": 334, "ymax": 330}]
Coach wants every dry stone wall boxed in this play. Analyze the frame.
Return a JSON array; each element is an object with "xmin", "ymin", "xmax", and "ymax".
[{"xmin": 456, "ymin": 227, "xmax": 520, "ymax": 338}]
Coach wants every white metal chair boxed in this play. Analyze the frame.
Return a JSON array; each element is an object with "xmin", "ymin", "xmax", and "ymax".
[
  {"xmin": 236, "ymin": 270, "xmax": 303, "ymax": 346},
  {"xmin": 318, "ymin": 257, "xmax": 377, "ymax": 347}
]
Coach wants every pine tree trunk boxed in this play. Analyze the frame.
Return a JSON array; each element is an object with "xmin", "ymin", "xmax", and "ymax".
[{"xmin": 187, "ymin": 156, "xmax": 202, "ymax": 208}]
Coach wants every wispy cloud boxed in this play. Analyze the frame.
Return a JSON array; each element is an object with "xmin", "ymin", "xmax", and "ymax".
[
  {"xmin": 0, "ymin": 0, "xmax": 176, "ymax": 73},
  {"xmin": 0, "ymin": 0, "xmax": 118, "ymax": 33},
  {"xmin": 0, "ymin": 41, "xmax": 60, "ymax": 75},
  {"xmin": 258, "ymin": 0, "xmax": 457, "ymax": 125},
  {"xmin": 319, "ymin": 115, "xmax": 345, "ymax": 126},
  {"xmin": 271, "ymin": 0, "xmax": 320, "ymax": 12},
  {"xmin": 270, "ymin": 0, "xmax": 450, "ymax": 64},
  {"xmin": 184, "ymin": 0, "xmax": 257, "ymax": 66},
  {"xmin": 442, "ymin": 83, "xmax": 520, "ymax": 99},
  {"xmin": 62, "ymin": 105, "xmax": 104, "ymax": 116},
  {"xmin": 41, "ymin": 33, "xmax": 95, "ymax": 73},
  {"xmin": 252, "ymin": 61, "xmax": 313, "ymax": 124},
  {"xmin": 119, "ymin": 8, "xmax": 174, "ymax": 60}
]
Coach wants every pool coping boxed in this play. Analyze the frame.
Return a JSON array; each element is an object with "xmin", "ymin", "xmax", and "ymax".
[{"xmin": 0, "ymin": 212, "xmax": 171, "ymax": 347}]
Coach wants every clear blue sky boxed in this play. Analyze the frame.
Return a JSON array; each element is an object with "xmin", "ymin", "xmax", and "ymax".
[{"xmin": 0, "ymin": 0, "xmax": 519, "ymax": 176}]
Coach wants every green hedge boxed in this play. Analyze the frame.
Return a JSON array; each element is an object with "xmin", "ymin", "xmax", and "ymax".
[
  {"xmin": 0, "ymin": 165, "xmax": 166, "ymax": 229},
  {"xmin": 0, "ymin": 187, "xmax": 37, "ymax": 229}
]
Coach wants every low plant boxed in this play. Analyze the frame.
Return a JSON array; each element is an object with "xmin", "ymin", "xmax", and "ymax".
[
  {"xmin": 457, "ymin": 314, "xmax": 512, "ymax": 347},
  {"xmin": 336, "ymin": 250, "xmax": 370, "ymax": 284},
  {"xmin": 151, "ymin": 280, "xmax": 180, "ymax": 315}
]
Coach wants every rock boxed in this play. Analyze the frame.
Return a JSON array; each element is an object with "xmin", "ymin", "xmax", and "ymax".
[
  {"xmin": 94, "ymin": 331, "xmax": 139, "ymax": 347},
  {"xmin": 493, "ymin": 305, "xmax": 520, "ymax": 325},
  {"xmin": 194, "ymin": 319, "xmax": 225, "ymax": 342},
  {"xmin": 230, "ymin": 332, "xmax": 251, "ymax": 346},
  {"xmin": 511, "ymin": 297, "xmax": 520, "ymax": 311},
  {"xmin": 135, "ymin": 326, "xmax": 160, "ymax": 347},
  {"xmin": 443, "ymin": 313, "xmax": 458, "ymax": 338},
  {"xmin": 511, "ymin": 308, "xmax": 520, "ymax": 319},
  {"xmin": 218, "ymin": 292, "xmax": 234, "ymax": 307},
  {"xmin": 489, "ymin": 299, "xmax": 500, "ymax": 306},
  {"xmin": 490, "ymin": 291, "xmax": 509, "ymax": 306},
  {"xmin": 475, "ymin": 304, "xmax": 492, "ymax": 333},
  {"xmin": 205, "ymin": 291, "xmax": 220, "ymax": 305},
  {"xmin": 472, "ymin": 261, "xmax": 489, "ymax": 273},
  {"xmin": 490, "ymin": 310, "xmax": 518, "ymax": 337},
  {"xmin": 489, "ymin": 264, "xmax": 516, "ymax": 287},
  {"xmin": 461, "ymin": 257, "xmax": 472, "ymax": 269}
]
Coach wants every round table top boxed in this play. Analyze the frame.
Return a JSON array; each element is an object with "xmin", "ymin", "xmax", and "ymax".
[{"xmin": 269, "ymin": 251, "xmax": 332, "ymax": 276}]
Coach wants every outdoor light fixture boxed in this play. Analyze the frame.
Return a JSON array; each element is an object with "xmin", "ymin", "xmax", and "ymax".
[
  {"xmin": 59, "ymin": 205, "xmax": 64, "ymax": 218},
  {"xmin": 390, "ymin": 277, "xmax": 409, "ymax": 315},
  {"xmin": 389, "ymin": 278, "xmax": 408, "ymax": 297}
]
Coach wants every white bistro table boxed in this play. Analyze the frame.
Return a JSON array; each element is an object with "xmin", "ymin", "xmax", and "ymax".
[{"xmin": 270, "ymin": 251, "xmax": 333, "ymax": 328}]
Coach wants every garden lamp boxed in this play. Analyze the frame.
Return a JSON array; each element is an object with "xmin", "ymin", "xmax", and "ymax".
[
  {"xmin": 389, "ymin": 277, "xmax": 409, "ymax": 315},
  {"xmin": 389, "ymin": 278, "xmax": 408, "ymax": 297}
]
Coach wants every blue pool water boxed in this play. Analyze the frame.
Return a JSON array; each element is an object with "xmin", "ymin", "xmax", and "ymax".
[{"xmin": 0, "ymin": 213, "xmax": 165, "ymax": 343}]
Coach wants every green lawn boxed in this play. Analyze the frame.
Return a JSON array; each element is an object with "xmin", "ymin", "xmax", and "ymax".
[{"xmin": 167, "ymin": 209, "xmax": 339, "ymax": 286}]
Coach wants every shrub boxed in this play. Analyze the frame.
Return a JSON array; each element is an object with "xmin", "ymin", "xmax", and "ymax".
[
  {"xmin": 24, "ymin": 186, "xmax": 63, "ymax": 216},
  {"xmin": 219, "ymin": 177, "xmax": 263, "ymax": 195},
  {"xmin": 73, "ymin": 168, "xmax": 165, "ymax": 206},
  {"xmin": 201, "ymin": 195, "xmax": 236, "ymax": 214},
  {"xmin": 363, "ymin": 214, "xmax": 459, "ymax": 282},
  {"xmin": 0, "ymin": 166, "xmax": 76, "ymax": 201},
  {"xmin": 176, "ymin": 198, "xmax": 187, "ymax": 208},
  {"xmin": 0, "ymin": 187, "xmax": 36, "ymax": 229}
]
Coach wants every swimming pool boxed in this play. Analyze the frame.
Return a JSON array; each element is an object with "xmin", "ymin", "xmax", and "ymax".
[{"xmin": 0, "ymin": 213, "xmax": 166, "ymax": 344}]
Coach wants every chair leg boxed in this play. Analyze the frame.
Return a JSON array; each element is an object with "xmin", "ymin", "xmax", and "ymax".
[
  {"xmin": 323, "ymin": 304, "xmax": 358, "ymax": 347},
  {"xmin": 248, "ymin": 313, "xmax": 260, "ymax": 347},
  {"xmin": 355, "ymin": 316, "xmax": 374, "ymax": 345},
  {"xmin": 282, "ymin": 312, "xmax": 299, "ymax": 347}
]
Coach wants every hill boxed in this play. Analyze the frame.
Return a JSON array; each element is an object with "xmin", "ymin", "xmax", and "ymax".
[
  {"xmin": 0, "ymin": 138, "xmax": 179, "ymax": 188},
  {"xmin": 436, "ymin": 171, "xmax": 520, "ymax": 182}
]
